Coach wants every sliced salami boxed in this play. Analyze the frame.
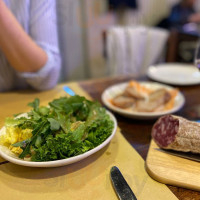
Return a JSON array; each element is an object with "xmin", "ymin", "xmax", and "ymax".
[{"xmin": 151, "ymin": 115, "xmax": 200, "ymax": 153}]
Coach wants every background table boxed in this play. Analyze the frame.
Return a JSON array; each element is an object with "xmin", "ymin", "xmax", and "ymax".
[{"xmin": 79, "ymin": 75, "xmax": 200, "ymax": 199}]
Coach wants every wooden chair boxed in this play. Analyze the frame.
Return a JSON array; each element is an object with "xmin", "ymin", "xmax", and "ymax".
[{"xmin": 165, "ymin": 29, "xmax": 199, "ymax": 63}]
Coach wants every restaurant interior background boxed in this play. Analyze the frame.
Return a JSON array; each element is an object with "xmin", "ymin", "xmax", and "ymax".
[{"xmin": 56, "ymin": 0, "xmax": 200, "ymax": 82}]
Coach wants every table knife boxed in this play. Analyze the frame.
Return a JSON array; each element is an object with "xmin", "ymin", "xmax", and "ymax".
[
  {"xmin": 63, "ymin": 86, "xmax": 75, "ymax": 96},
  {"xmin": 110, "ymin": 166, "xmax": 137, "ymax": 200},
  {"xmin": 156, "ymin": 148, "xmax": 200, "ymax": 162}
]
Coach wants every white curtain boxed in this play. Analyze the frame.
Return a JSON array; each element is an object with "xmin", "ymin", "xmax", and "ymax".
[{"xmin": 56, "ymin": 0, "xmax": 89, "ymax": 82}]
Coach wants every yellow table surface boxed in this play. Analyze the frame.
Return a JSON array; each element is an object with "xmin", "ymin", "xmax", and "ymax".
[{"xmin": 0, "ymin": 82, "xmax": 178, "ymax": 200}]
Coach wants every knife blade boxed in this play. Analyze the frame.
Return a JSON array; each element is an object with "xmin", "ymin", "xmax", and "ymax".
[
  {"xmin": 156, "ymin": 148, "xmax": 200, "ymax": 162},
  {"xmin": 110, "ymin": 166, "xmax": 137, "ymax": 200}
]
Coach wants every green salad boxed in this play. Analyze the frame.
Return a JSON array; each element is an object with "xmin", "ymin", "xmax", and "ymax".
[{"xmin": 0, "ymin": 95, "xmax": 114, "ymax": 162}]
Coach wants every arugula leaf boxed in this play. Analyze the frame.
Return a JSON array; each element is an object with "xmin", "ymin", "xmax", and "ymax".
[
  {"xmin": 28, "ymin": 110, "xmax": 41, "ymax": 120},
  {"xmin": 19, "ymin": 142, "xmax": 31, "ymax": 159},
  {"xmin": 28, "ymin": 98, "xmax": 40, "ymax": 111},
  {"xmin": 69, "ymin": 121, "xmax": 86, "ymax": 143},
  {"xmin": 39, "ymin": 106, "xmax": 49, "ymax": 116},
  {"xmin": 55, "ymin": 111, "xmax": 71, "ymax": 133},
  {"xmin": 12, "ymin": 139, "xmax": 31, "ymax": 148},
  {"xmin": 35, "ymin": 135, "xmax": 42, "ymax": 148},
  {"xmin": 47, "ymin": 118, "xmax": 60, "ymax": 131}
]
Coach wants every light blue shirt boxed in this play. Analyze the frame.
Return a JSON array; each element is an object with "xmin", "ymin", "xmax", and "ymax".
[{"xmin": 0, "ymin": 0, "xmax": 61, "ymax": 91}]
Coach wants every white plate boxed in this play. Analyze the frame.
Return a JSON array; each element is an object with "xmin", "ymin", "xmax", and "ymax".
[
  {"xmin": 101, "ymin": 81, "xmax": 185, "ymax": 120},
  {"xmin": 0, "ymin": 111, "xmax": 117, "ymax": 167},
  {"xmin": 147, "ymin": 63, "xmax": 200, "ymax": 85}
]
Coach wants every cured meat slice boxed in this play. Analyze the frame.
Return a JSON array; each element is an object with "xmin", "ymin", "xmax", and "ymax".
[{"xmin": 151, "ymin": 115, "xmax": 200, "ymax": 153}]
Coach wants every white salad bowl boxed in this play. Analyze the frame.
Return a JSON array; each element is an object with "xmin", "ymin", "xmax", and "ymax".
[{"xmin": 0, "ymin": 110, "xmax": 117, "ymax": 167}]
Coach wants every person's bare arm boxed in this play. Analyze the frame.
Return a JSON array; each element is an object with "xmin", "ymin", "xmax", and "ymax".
[{"xmin": 0, "ymin": 1, "xmax": 47, "ymax": 72}]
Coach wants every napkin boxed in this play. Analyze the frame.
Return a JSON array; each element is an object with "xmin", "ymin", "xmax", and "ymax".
[
  {"xmin": 106, "ymin": 27, "xmax": 128, "ymax": 75},
  {"xmin": 0, "ymin": 82, "xmax": 178, "ymax": 200},
  {"xmin": 106, "ymin": 26, "xmax": 169, "ymax": 77}
]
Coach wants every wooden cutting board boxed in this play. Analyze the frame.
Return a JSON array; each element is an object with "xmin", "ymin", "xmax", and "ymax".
[{"xmin": 146, "ymin": 140, "xmax": 200, "ymax": 191}]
